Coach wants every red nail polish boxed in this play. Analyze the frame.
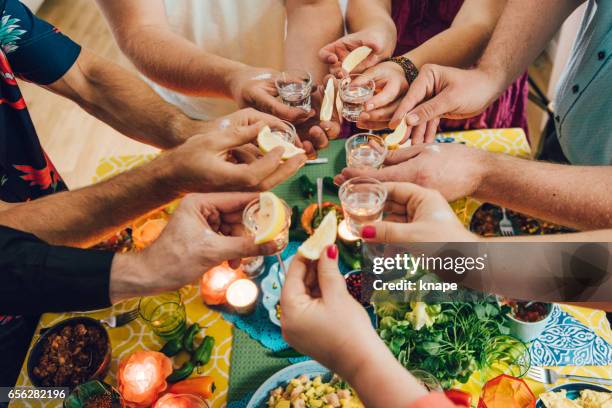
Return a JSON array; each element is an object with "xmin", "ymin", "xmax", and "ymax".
[
  {"xmin": 361, "ymin": 225, "xmax": 376, "ymax": 239},
  {"xmin": 327, "ymin": 244, "xmax": 338, "ymax": 260}
]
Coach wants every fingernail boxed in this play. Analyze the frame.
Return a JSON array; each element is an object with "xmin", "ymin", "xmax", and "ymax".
[
  {"xmin": 361, "ymin": 225, "xmax": 376, "ymax": 239},
  {"xmin": 406, "ymin": 114, "xmax": 419, "ymax": 125},
  {"xmin": 326, "ymin": 244, "xmax": 338, "ymax": 260}
]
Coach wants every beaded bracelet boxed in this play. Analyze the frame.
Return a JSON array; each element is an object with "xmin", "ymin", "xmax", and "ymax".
[{"xmin": 389, "ymin": 56, "xmax": 419, "ymax": 84}]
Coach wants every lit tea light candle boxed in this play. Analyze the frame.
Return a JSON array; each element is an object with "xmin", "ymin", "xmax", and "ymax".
[
  {"xmin": 153, "ymin": 393, "xmax": 208, "ymax": 408},
  {"xmin": 226, "ymin": 279, "xmax": 259, "ymax": 314},
  {"xmin": 338, "ymin": 219, "xmax": 360, "ymax": 243},
  {"xmin": 200, "ymin": 262, "xmax": 245, "ymax": 305},
  {"xmin": 118, "ymin": 351, "xmax": 172, "ymax": 408}
]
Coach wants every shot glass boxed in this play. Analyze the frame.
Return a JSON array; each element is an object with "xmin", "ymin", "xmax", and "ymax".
[
  {"xmin": 275, "ymin": 69, "xmax": 313, "ymax": 112},
  {"xmin": 243, "ymin": 197, "xmax": 292, "ymax": 276},
  {"xmin": 269, "ymin": 120, "xmax": 298, "ymax": 144},
  {"xmin": 340, "ymin": 74, "xmax": 375, "ymax": 122},
  {"xmin": 339, "ymin": 177, "xmax": 387, "ymax": 236},
  {"xmin": 138, "ymin": 291, "xmax": 186, "ymax": 341},
  {"xmin": 345, "ymin": 133, "xmax": 387, "ymax": 169}
]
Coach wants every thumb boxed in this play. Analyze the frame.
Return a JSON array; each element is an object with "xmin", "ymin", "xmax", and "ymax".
[
  {"xmin": 219, "ymin": 121, "xmax": 265, "ymax": 149},
  {"xmin": 316, "ymin": 244, "xmax": 347, "ymax": 298},
  {"xmin": 361, "ymin": 221, "xmax": 412, "ymax": 245}
]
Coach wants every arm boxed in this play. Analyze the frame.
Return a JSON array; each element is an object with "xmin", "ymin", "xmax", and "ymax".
[
  {"xmin": 477, "ymin": 0, "xmax": 586, "ymax": 90},
  {"xmin": 285, "ymin": 0, "xmax": 344, "ymax": 83},
  {"xmin": 0, "ymin": 121, "xmax": 306, "ymax": 247},
  {"xmin": 0, "ymin": 194, "xmax": 276, "ymax": 314},
  {"xmin": 96, "ymin": 0, "xmax": 310, "ymax": 122},
  {"xmin": 403, "ymin": 0, "xmax": 507, "ymax": 69},
  {"xmin": 474, "ymin": 154, "xmax": 612, "ymax": 231},
  {"xmin": 46, "ymin": 49, "xmax": 203, "ymax": 149}
]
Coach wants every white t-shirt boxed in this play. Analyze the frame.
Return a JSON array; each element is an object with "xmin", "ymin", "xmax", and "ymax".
[{"xmin": 145, "ymin": 0, "xmax": 347, "ymax": 120}]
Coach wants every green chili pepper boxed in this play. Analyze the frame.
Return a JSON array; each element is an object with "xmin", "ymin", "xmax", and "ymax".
[
  {"xmin": 298, "ymin": 175, "xmax": 316, "ymax": 198},
  {"xmin": 167, "ymin": 361, "xmax": 195, "ymax": 383},
  {"xmin": 323, "ymin": 176, "xmax": 339, "ymax": 194},
  {"xmin": 183, "ymin": 323, "xmax": 200, "ymax": 353},
  {"xmin": 160, "ymin": 338, "xmax": 183, "ymax": 357},
  {"xmin": 192, "ymin": 336, "xmax": 215, "ymax": 366}
]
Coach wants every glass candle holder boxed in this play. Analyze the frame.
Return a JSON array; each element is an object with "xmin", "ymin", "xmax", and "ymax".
[
  {"xmin": 340, "ymin": 74, "xmax": 375, "ymax": 122},
  {"xmin": 138, "ymin": 292, "xmax": 186, "ymax": 341},
  {"xmin": 339, "ymin": 177, "xmax": 387, "ymax": 236},
  {"xmin": 275, "ymin": 69, "xmax": 313, "ymax": 112},
  {"xmin": 242, "ymin": 198, "xmax": 292, "ymax": 255},
  {"xmin": 226, "ymin": 279, "xmax": 259, "ymax": 314},
  {"xmin": 345, "ymin": 133, "xmax": 387, "ymax": 169}
]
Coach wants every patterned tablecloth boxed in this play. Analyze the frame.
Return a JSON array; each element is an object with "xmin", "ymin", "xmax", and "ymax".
[{"xmin": 11, "ymin": 128, "xmax": 611, "ymax": 408}]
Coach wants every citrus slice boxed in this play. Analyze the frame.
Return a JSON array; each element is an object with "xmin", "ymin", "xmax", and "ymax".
[
  {"xmin": 342, "ymin": 46, "xmax": 373, "ymax": 73},
  {"xmin": 336, "ymin": 90, "xmax": 343, "ymax": 124},
  {"xmin": 257, "ymin": 126, "xmax": 305, "ymax": 160},
  {"xmin": 298, "ymin": 210, "xmax": 338, "ymax": 260},
  {"xmin": 385, "ymin": 117, "xmax": 408, "ymax": 149},
  {"xmin": 254, "ymin": 192, "xmax": 287, "ymax": 244},
  {"xmin": 320, "ymin": 77, "xmax": 335, "ymax": 121}
]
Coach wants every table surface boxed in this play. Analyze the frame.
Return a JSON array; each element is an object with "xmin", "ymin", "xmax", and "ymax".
[{"xmin": 12, "ymin": 129, "xmax": 611, "ymax": 408}]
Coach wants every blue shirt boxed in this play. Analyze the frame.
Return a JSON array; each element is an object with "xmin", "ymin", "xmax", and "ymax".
[{"xmin": 554, "ymin": 0, "xmax": 612, "ymax": 165}]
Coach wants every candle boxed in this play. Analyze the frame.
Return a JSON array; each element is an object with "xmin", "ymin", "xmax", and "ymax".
[
  {"xmin": 153, "ymin": 393, "xmax": 208, "ymax": 408},
  {"xmin": 117, "ymin": 351, "xmax": 172, "ymax": 408},
  {"xmin": 338, "ymin": 219, "xmax": 360, "ymax": 243},
  {"xmin": 226, "ymin": 279, "xmax": 259, "ymax": 314},
  {"xmin": 200, "ymin": 262, "xmax": 245, "ymax": 305}
]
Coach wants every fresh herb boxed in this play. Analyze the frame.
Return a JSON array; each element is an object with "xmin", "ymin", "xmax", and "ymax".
[{"xmin": 377, "ymin": 299, "xmax": 518, "ymax": 388}]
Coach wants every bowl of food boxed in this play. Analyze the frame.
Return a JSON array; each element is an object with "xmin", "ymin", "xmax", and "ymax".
[
  {"xmin": 536, "ymin": 382, "xmax": 611, "ymax": 408},
  {"xmin": 28, "ymin": 317, "xmax": 111, "ymax": 388},
  {"xmin": 500, "ymin": 299, "xmax": 555, "ymax": 343},
  {"xmin": 63, "ymin": 380, "xmax": 124, "ymax": 408},
  {"xmin": 246, "ymin": 360, "xmax": 363, "ymax": 408}
]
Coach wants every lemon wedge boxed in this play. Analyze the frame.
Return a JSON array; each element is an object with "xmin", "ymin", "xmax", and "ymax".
[
  {"xmin": 320, "ymin": 77, "xmax": 335, "ymax": 121},
  {"xmin": 254, "ymin": 192, "xmax": 287, "ymax": 244},
  {"xmin": 257, "ymin": 126, "xmax": 305, "ymax": 160},
  {"xmin": 336, "ymin": 90, "xmax": 343, "ymax": 124},
  {"xmin": 342, "ymin": 46, "xmax": 373, "ymax": 73},
  {"xmin": 298, "ymin": 210, "xmax": 338, "ymax": 260},
  {"xmin": 385, "ymin": 117, "xmax": 408, "ymax": 149}
]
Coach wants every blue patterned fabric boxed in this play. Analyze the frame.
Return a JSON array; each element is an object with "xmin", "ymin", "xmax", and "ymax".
[
  {"xmin": 530, "ymin": 305, "xmax": 612, "ymax": 367},
  {"xmin": 222, "ymin": 242, "xmax": 311, "ymax": 364}
]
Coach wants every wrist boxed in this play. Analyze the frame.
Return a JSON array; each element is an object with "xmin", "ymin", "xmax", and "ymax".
[
  {"xmin": 109, "ymin": 252, "xmax": 152, "ymax": 303},
  {"xmin": 472, "ymin": 149, "xmax": 503, "ymax": 202},
  {"xmin": 227, "ymin": 62, "xmax": 252, "ymax": 103},
  {"xmin": 153, "ymin": 147, "xmax": 192, "ymax": 196}
]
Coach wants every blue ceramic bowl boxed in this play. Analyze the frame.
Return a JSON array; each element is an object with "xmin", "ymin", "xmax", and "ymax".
[
  {"xmin": 535, "ymin": 382, "xmax": 611, "ymax": 408},
  {"xmin": 246, "ymin": 361, "xmax": 329, "ymax": 408}
]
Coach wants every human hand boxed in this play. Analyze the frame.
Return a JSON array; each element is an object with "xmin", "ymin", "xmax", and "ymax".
[
  {"xmin": 281, "ymin": 246, "xmax": 381, "ymax": 377},
  {"xmin": 166, "ymin": 122, "xmax": 307, "ymax": 193},
  {"xmin": 335, "ymin": 143, "xmax": 491, "ymax": 201},
  {"xmin": 355, "ymin": 61, "xmax": 408, "ymax": 131},
  {"xmin": 360, "ymin": 182, "xmax": 477, "ymax": 243},
  {"xmin": 319, "ymin": 28, "xmax": 395, "ymax": 77},
  {"xmin": 389, "ymin": 65, "xmax": 505, "ymax": 130},
  {"xmin": 229, "ymin": 66, "xmax": 315, "ymax": 123},
  {"xmin": 110, "ymin": 193, "xmax": 277, "ymax": 302},
  {"xmin": 295, "ymin": 77, "xmax": 342, "ymax": 150}
]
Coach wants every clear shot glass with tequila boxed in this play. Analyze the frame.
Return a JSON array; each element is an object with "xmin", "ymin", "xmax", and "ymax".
[
  {"xmin": 339, "ymin": 177, "xmax": 387, "ymax": 236},
  {"xmin": 243, "ymin": 197, "xmax": 292, "ymax": 275},
  {"xmin": 340, "ymin": 74, "xmax": 375, "ymax": 122},
  {"xmin": 345, "ymin": 133, "xmax": 387, "ymax": 169},
  {"xmin": 275, "ymin": 69, "xmax": 313, "ymax": 112},
  {"xmin": 270, "ymin": 120, "xmax": 297, "ymax": 144}
]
